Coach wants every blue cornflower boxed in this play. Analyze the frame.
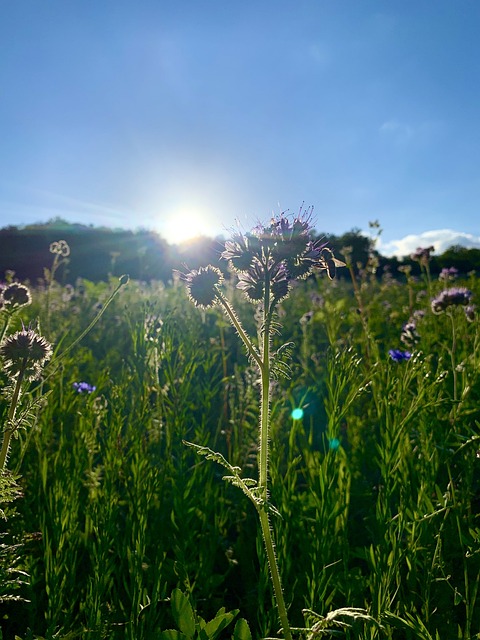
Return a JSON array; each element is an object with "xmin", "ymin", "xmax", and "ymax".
[
  {"xmin": 388, "ymin": 349, "xmax": 412, "ymax": 362},
  {"xmin": 73, "ymin": 381, "xmax": 96, "ymax": 394}
]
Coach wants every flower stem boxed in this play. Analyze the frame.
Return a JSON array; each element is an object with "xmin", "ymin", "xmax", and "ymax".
[
  {"xmin": 257, "ymin": 508, "xmax": 292, "ymax": 640},
  {"xmin": 0, "ymin": 365, "xmax": 25, "ymax": 471}
]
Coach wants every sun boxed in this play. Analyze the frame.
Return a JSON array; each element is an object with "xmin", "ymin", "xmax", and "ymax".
[{"xmin": 161, "ymin": 210, "xmax": 212, "ymax": 245}]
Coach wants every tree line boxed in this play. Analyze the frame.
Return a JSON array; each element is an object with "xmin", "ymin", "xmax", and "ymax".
[{"xmin": 1, "ymin": 218, "xmax": 479, "ymax": 284}]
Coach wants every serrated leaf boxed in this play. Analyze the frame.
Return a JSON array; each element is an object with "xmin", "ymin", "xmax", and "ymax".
[
  {"xmin": 203, "ymin": 610, "xmax": 237, "ymax": 640},
  {"xmin": 232, "ymin": 618, "xmax": 252, "ymax": 640},
  {"xmin": 170, "ymin": 589, "xmax": 196, "ymax": 640}
]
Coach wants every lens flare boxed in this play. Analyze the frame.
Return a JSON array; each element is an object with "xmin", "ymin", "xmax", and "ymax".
[{"xmin": 291, "ymin": 407, "xmax": 304, "ymax": 420}]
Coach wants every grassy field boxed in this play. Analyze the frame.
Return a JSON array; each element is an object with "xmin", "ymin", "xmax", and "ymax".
[{"xmin": 0, "ymin": 234, "xmax": 479, "ymax": 639}]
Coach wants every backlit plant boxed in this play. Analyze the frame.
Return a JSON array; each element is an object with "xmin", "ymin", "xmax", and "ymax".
[{"xmin": 179, "ymin": 210, "xmax": 346, "ymax": 640}]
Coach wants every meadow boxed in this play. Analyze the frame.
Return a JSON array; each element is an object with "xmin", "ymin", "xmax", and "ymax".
[{"xmin": 0, "ymin": 225, "xmax": 479, "ymax": 640}]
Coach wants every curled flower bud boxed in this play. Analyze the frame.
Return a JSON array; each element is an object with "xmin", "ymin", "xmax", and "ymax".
[
  {"xmin": 236, "ymin": 264, "xmax": 265, "ymax": 302},
  {"xmin": 1, "ymin": 283, "xmax": 32, "ymax": 308},
  {"xmin": 465, "ymin": 305, "xmax": 476, "ymax": 322},
  {"xmin": 431, "ymin": 287, "xmax": 472, "ymax": 314},
  {"xmin": 0, "ymin": 328, "xmax": 53, "ymax": 381},
  {"xmin": 50, "ymin": 240, "xmax": 71, "ymax": 257},
  {"xmin": 401, "ymin": 321, "xmax": 420, "ymax": 348},
  {"xmin": 180, "ymin": 265, "xmax": 223, "ymax": 308}
]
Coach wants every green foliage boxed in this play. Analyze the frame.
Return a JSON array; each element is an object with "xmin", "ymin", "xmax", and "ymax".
[{"xmin": 0, "ymin": 244, "xmax": 479, "ymax": 638}]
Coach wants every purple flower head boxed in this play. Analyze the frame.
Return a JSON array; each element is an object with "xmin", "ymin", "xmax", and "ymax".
[
  {"xmin": 73, "ymin": 381, "xmax": 96, "ymax": 394},
  {"xmin": 439, "ymin": 266, "xmax": 459, "ymax": 282},
  {"xmin": 388, "ymin": 349, "xmax": 412, "ymax": 363},
  {"xmin": 401, "ymin": 321, "xmax": 420, "ymax": 348},
  {"xmin": 0, "ymin": 328, "xmax": 53, "ymax": 381},
  {"xmin": 410, "ymin": 246, "xmax": 435, "ymax": 265},
  {"xmin": 431, "ymin": 287, "xmax": 473, "ymax": 314},
  {"xmin": 178, "ymin": 265, "xmax": 223, "ymax": 308}
]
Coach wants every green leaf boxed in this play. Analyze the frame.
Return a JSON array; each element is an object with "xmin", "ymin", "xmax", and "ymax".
[
  {"xmin": 232, "ymin": 618, "xmax": 252, "ymax": 640},
  {"xmin": 202, "ymin": 609, "xmax": 237, "ymax": 640},
  {"xmin": 170, "ymin": 589, "xmax": 196, "ymax": 640},
  {"xmin": 159, "ymin": 631, "xmax": 189, "ymax": 640}
]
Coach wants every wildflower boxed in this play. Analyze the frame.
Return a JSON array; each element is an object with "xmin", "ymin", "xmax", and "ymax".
[
  {"xmin": 465, "ymin": 305, "xmax": 476, "ymax": 322},
  {"xmin": 73, "ymin": 381, "xmax": 96, "ymax": 394},
  {"xmin": 300, "ymin": 311, "xmax": 314, "ymax": 325},
  {"xmin": 222, "ymin": 211, "xmax": 343, "ymax": 305},
  {"xmin": 411, "ymin": 245, "xmax": 434, "ymax": 266},
  {"xmin": 0, "ymin": 328, "xmax": 53, "ymax": 381},
  {"xmin": 401, "ymin": 321, "xmax": 420, "ymax": 348},
  {"xmin": 439, "ymin": 266, "xmax": 458, "ymax": 282},
  {"xmin": 50, "ymin": 240, "xmax": 71, "ymax": 257},
  {"xmin": 179, "ymin": 265, "xmax": 223, "ymax": 308},
  {"xmin": 388, "ymin": 349, "xmax": 412, "ymax": 362},
  {"xmin": 431, "ymin": 287, "xmax": 472, "ymax": 314},
  {"xmin": 1, "ymin": 283, "xmax": 32, "ymax": 308}
]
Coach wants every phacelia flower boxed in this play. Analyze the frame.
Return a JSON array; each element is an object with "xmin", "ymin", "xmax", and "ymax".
[
  {"xmin": 388, "ymin": 349, "xmax": 412, "ymax": 362},
  {"xmin": 73, "ymin": 381, "xmax": 96, "ymax": 394},
  {"xmin": 1, "ymin": 283, "xmax": 32, "ymax": 308},
  {"xmin": 411, "ymin": 246, "xmax": 434, "ymax": 265},
  {"xmin": 180, "ymin": 265, "xmax": 223, "ymax": 308},
  {"xmin": 0, "ymin": 328, "xmax": 53, "ymax": 380},
  {"xmin": 222, "ymin": 210, "xmax": 343, "ymax": 305},
  {"xmin": 465, "ymin": 305, "xmax": 476, "ymax": 322},
  {"xmin": 50, "ymin": 240, "xmax": 71, "ymax": 257},
  {"xmin": 401, "ymin": 321, "xmax": 420, "ymax": 348},
  {"xmin": 439, "ymin": 266, "xmax": 459, "ymax": 282},
  {"xmin": 431, "ymin": 287, "xmax": 473, "ymax": 314}
]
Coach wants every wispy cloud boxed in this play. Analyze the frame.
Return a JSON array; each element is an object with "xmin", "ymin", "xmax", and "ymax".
[
  {"xmin": 379, "ymin": 119, "xmax": 414, "ymax": 143},
  {"xmin": 379, "ymin": 229, "xmax": 480, "ymax": 258}
]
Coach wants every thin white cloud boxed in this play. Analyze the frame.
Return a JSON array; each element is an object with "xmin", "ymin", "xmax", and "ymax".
[
  {"xmin": 379, "ymin": 119, "xmax": 414, "ymax": 143},
  {"xmin": 379, "ymin": 229, "xmax": 480, "ymax": 258}
]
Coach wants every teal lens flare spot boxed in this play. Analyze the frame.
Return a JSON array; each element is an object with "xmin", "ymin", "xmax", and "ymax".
[
  {"xmin": 291, "ymin": 408, "xmax": 304, "ymax": 420},
  {"xmin": 329, "ymin": 438, "xmax": 340, "ymax": 450}
]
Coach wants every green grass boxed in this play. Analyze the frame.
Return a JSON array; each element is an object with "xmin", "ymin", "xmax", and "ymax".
[{"xmin": 0, "ymin": 265, "xmax": 479, "ymax": 639}]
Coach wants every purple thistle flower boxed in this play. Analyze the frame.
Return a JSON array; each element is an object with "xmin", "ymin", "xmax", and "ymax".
[
  {"xmin": 73, "ymin": 381, "xmax": 96, "ymax": 394},
  {"xmin": 388, "ymin": 349, "xmax": 412, "ymax": 362},
  {"xmin": 431, "ymin": 287, "xmax": 472, "ymax": 314}
]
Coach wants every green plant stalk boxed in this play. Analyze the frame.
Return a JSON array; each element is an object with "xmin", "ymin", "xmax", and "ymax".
[
  {"xmin": 448, "ymin": 310, "xmax": 458, "ymax": 403},
  {"xmin": 0, "ymin": 362, "xmax": 26, "ymax": 471},
  {"xmin": 216, "ymin": 284, "xmax": 292, "ymax": 640}
]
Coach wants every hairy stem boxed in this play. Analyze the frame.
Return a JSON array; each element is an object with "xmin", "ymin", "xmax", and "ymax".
[
  {"xmin": 216, "ymin": 291, "xmax": 262, "ymax": 370},
  {"xmin": 0, "ymin": 364, "xmax": 25, "ymax": 471},
  {"xmin": 258, "ymin": 508, "xmax": 292, "ymax": 640}
]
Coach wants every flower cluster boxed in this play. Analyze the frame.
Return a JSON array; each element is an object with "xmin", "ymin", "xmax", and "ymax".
[
  {"xmin": 221, "ymin": 212, "xmax": 343, "ymax": 304},
  {"xmin": 388, "ymin": 349, "xmax": 412, "ymax": 363},
  {"xmin": 0, "ymin": 283, "xmax": 32, "ymax": 309},
  {"xmin": 50, "ymin": 240, "xmax": 71, "ymax": 257},
  {"xmin": 73, "ymin": 381, "xmax": 96, "ymax": 394},
  {"xmin": 439, "ymin": 266, "xmax": 458, "ymax": 282},
  {"xmin": 431, "ymin": 287, "xmax": 473, "ymax": 314},
  {"xmin": 410, "ymin": 245, "xmax": 434, "ymax": 266},
  {"xmin": 0, "ymin": 328, "xmax": 53, "ymax": 381}
]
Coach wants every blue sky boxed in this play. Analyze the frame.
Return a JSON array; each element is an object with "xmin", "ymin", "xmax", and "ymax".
[{"xmin": 1, "ymin": 1, "xmax": 479, "ymax": 255}]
